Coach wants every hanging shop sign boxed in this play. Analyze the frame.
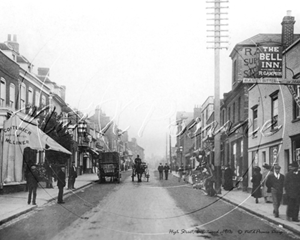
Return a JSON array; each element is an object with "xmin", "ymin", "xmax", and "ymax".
[{"xmin": 257, "ymin": 46, "xmax": 282, "ymax": 78}]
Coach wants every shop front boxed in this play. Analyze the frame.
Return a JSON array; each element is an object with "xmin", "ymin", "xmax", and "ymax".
[{"xmin": 0, "ymin": 114, "xmax": 71, "ymax": 193}]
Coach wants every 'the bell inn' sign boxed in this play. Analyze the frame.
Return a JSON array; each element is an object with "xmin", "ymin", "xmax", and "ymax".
[{"xmin": 257, "ymin": 46, "xmax": 282, "ymax": 78}]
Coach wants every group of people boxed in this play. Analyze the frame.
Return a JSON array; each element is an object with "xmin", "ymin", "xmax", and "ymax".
[
  {"xmin": 26, "ymin": 162, "xmax": 78, "ymax": 205},
  {"xmin": 250, "ymin": 162, "xmax": 300, "ymax": 222},
  {"xmin": 157, "ymin": 163, "xmax": 170, "ymax": 180}
]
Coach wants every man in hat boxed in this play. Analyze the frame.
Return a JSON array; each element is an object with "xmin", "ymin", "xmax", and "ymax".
[
  {"xmin": 266, "ymin": 164, "xmax": 285, "ymax": 218},
  {"xmin": 284, "ymin": 161, "xmax": 300, "ymax": 222},
  {"xmin": 57, "ymin": 166, "xmax": 66, "ymax": 204},
  {"xmin": 68, "ymin": 162, "xmax": 77, "ymax": 190},
  {"xmin": 163, "ymin": 163, "xmax": 170, "ymax": 180},
  {"xmin": 26, "ymin": 165, "xmax": 40, "ymax": 205},
  {"xmin": 158, "ymin": 163, "xmax": 164, "ymax": 180}
]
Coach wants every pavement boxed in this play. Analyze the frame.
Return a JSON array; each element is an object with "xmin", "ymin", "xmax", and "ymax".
[
  {"xmin": 0, "ymin": 173, "xmax": 99, "ymax": 226},
  {"xmin": 172, "ymin": 171, "xmax": 300, "ymax": 237}
]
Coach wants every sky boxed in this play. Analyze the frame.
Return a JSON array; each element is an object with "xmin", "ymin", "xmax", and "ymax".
[{"xmin": 1, "ymin": 0, "xmax": 300, "ymax": 159}]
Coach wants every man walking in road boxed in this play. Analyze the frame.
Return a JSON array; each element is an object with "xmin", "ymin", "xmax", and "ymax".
[
  {"xmin": 164, "ymin": 163, "xmax": 170, "ymax": 180},
  {"xmin": 68, "ymin": 162, "xmax": 77, "ymax": 190},
  {"xmin": 26, "ymin": 165, "xmax": 40, "ymax": 205},
  {"xmin": 266, "ymin": 164, "xmax": 285, "ymax": 218},
  {"xmin": 57, "ymin": 166, "xmax": 66, "ymax": 204},
  {"xmin": 284, "ymin": 161, "xmax": 300, "ymax": 222},
  {"xmin": 158, "ymin": 163, "xmax": 164, "ymax": 180}
]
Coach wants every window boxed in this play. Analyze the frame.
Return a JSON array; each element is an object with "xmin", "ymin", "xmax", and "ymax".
[
  {"xmin": 270, "ymin": 92, "xmax": 279, "ymax": 129},
  {"xmin": 228, "ymin": 107, "xmax": 231, "ymax": 123},
  {"xmin": 232, "ymin": 59, "xmax": 237, "ymax": 85},
  {"xmin": 28, "ymin": 87, "xmax": 33, "ymax": 106},
  {"xmin": 41, "ymin": 95, "xmax": 46, "ymax": 106},
  {"xmin": 222, "ymin": 109, "xmax": 225, "ymax": 125},
  {"xmin": 9, "ymin": 83, "xmax": 15, "ymax": 109},
  {"xmin": 269, "ymin": 145, "xmax": 279, "ymax": 165},
  {"xmin": 252, "ymin": 106, "xmax": 258, "ymax": 132},
  {"xmin": 20, "ymin": 83, "xmax": 26, "ymax": 112},
  {"xmin": 233, "ymin": 102, "xmax": 236, "ymax": 124},
  {"xmin": 0, "ymin": 77, "xmax": 6, "ymax": 107},
  {"xmin": 238, "ymin": 97, "xmax": 241, "ymax": 121},
  {"xmin": 293, "ymin": 86, "xmax": 300, "ymax": 119},
  {"xmin": 35, "ymin": 91, "xmax": 40, "ymax": 107},
  {"xmin": 262, "ymin": 151, "xmax": 266, "ymax": 164}
]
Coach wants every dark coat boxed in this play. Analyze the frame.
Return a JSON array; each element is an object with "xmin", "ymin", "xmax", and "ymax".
[
  {"xmin": 223, "ymin": 167, "xmax": 234, "ymax": 190},
  {"xmin": 27, "ymin": 169, "xmax": 39, "ymax": 187},
  {"xmin": 164, "ymin": 165, "xmax": 170, "ymax": 172},
  {"xmin": 69, "ymin": 166, "xmax": 77, "ymax": 178},
  {"xmin": 57, "ymin": 170, "xmax": 66, "ymax": 188},
  {"xmin": 266, "ymin": 173, "xmax": 285, "ymax": 193},
  {"xmin": 251, "ymin": 173, "xmax": 262, "ymax": 198},
  {"xmin": 285, "ymin": 171, "xmax": 300, "ymax": 198},
  {"xmin": 158, "ymin": 165, "xmax": 164, "ymax": 172}
]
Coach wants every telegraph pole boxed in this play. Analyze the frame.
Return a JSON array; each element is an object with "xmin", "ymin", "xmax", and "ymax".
[{"xmin": 206, "ymin": 0, "xmax": 228, "ymax": 194}]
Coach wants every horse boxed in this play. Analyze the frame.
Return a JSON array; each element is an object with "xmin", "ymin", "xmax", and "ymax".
[{"xmin": 132, "ymin": 162, "xmax": 146, "ymax": 182}]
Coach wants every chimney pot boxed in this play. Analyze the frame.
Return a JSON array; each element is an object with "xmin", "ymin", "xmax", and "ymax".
[
  {"xmin": 8, "ymin": 34, "xmax": 11, "ymax": 41},
  {"xmin": 287, "ymin": 10, "xmax": 292, "ymax": 16},
  {"xmin": 13, "ymin": 34, "xmax": 17, "ymax": 42}
]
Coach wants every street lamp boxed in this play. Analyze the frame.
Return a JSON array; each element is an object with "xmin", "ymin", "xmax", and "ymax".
[{"xmin": 179, "ymin": 146, "xmax": 183, "ymax": 165}]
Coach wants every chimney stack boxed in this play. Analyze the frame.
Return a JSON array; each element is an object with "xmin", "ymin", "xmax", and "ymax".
[
  {"xmin": 6, "ymin": 34, "xmax": 19, "ymax": 53},
  {"xmin": 281, "ymin": 10, "xmax": 295, "ymax": 50},
  {"xmin": 38, "ymin": 67, "xmax": 50, "ymax": 77}
]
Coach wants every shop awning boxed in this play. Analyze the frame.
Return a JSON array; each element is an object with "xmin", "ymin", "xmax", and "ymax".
[{"xmin": 0, "ymin": 114, "xmax": 71, "ymax": 184}]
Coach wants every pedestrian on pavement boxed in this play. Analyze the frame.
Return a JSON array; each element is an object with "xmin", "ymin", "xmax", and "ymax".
[
  {"xmin": 284, "ymin": 161, "xmax": 300, "ymax": 222},
  {"xmin": 266, "ymin": 164, "xmax": 285, "ymax": 218},
  {"xmin": 57, "ymin": 166, "xmax": 66, "ymax": 204},
  {"xmin": 251, "ymin": 166, "xmax": 262, "ymax": 204},
  {"xmin": 158, "ymin": 163, "xmax": 164, "ymax": 180},
  {"xmin": 68, "ymin": 162, "xmax": 77, "ymax": 190},
  {"xmin": 164, "ymin": 163, "xmax": 170, "ymax": 180},
  {"xmin": 175, "ymin": 165, "xmax": 179, "ymax": 173},
  {"xmin": 223, "ymin": 164, "xmax": 234, "ymax": 191},
  {"xmin": 262, "ymin": 163, "xmax": 272, "ymax": 203},
  {"xmin": 178, "ymin": 164, "xmax": 184, "ymax": 182},
  {"xmin": 26, "ymin": 165, "xmax": 40, "ymax": 205}
]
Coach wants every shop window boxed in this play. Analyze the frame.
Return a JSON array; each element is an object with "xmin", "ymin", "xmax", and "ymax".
[
  {"xmin": 292, "ymin": 136, "xmax": 300, "ymax": 163},
  {"xmin": 270, "ymin": 91, "xmax": 279, "ymax": 129},
  {"xmin": 9, "ymin": 83, "xmax": 15, "ymax": 109},
  {"xmin": 0, "ymin": 77, "xmax": 6, "ymax": 107},
  {"xmin": 252, "ymin": 151, "xmax": 259, "ymax": 167}
]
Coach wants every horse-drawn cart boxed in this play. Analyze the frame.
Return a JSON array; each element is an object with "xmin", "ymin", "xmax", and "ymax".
[
  {"xmin": 97, "ymin": 151, "xmax": 121, "ymax": 183},
  {"xmin": 132, "ymin": 161, "xmax": 149, "ymax": 182}
]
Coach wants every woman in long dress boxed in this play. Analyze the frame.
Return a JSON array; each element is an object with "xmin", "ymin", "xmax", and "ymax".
[
  {"xmin": 261, "ymin": 163, "xmax": 272, "ymax": 203},
  {"xmin": 251, "ymin": 166, "xmax": 262, "ymax": 204}
]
